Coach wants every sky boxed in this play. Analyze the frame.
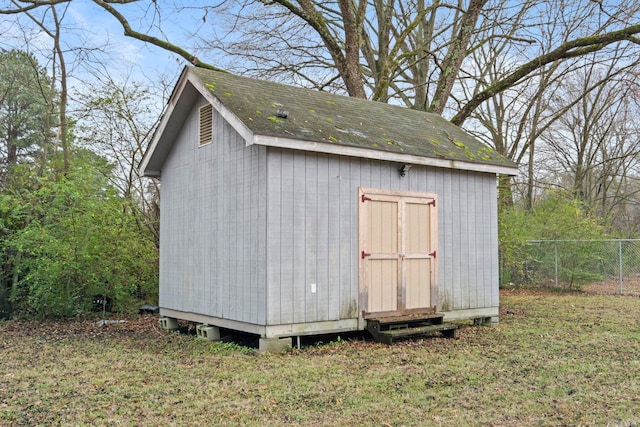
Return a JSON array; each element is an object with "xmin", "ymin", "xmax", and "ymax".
[{"xmin": 0, "ymin": 0, "xmax": 205, "ymax": 95}]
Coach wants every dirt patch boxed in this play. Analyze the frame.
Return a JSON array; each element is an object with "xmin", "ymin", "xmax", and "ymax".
[
  {"xmin": 501, "ymin": 281, "xmax": 640, "ymax": 297},
  {"xmin": 582, "ymin": 277, "xmax": 640, "ymax": 297},
  {"xmin": 0, "ymin": 314, "xmax": 164, "ymax": 340},
  {"xmin": 2, "ymin": 283, "xmax": 638, "ymax": 343}
]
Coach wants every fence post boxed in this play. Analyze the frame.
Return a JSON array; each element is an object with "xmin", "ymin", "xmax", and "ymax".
[
  {"xmin": 554, "ymin": 244, "xmax": 558, "ymax": 288},
  {"xmin": 619, "ymin": 240, "xmax": 623, "ymax": 295}
]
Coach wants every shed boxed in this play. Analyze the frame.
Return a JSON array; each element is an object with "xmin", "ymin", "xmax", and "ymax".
[{"xmin": 141, "ymin": 66, "xmax": 518, "ymax": 349}]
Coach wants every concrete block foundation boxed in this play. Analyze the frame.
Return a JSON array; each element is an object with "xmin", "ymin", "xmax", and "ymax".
[
  {"xmin": 473, "ymin": 316, "xmax": 499, "ymax": 326},
  {"xmin": 159, "ymin": 317, "xmax": 180, "ymax": 331},
  {"xmin": 196, "ymin": 325, "xmax": 221, "ymax": 341},
  {"xmin": 259, "ymin": 337, "xmax": 292, "ymax": 353}
]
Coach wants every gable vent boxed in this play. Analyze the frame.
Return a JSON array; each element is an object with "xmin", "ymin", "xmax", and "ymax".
[{"xmin": 199, "ymin": 103, "xmax": 213, "ymax": 146}]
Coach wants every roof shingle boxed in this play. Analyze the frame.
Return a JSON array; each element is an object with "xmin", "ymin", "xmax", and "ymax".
[{"xmin": 191, "ymin": 67, "xmax": 516, "ymax": 169}]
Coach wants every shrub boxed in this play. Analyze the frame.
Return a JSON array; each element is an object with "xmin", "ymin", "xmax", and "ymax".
[
  {"xmin": 500, "ymin": 192, "xmax": 607, "ymax": 288},
  {"xmin": 3, "ymin": 156, "xmax": 158, "ymax": 318}
]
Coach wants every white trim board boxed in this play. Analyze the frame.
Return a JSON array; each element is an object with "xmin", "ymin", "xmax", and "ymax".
[{"xmin": 253, "ymin": 135, "xmax": 519, "ymax": 176}]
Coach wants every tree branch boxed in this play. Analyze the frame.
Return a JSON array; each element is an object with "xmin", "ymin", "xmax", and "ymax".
[
  {"xmin": 452, "ymin": 23, "xmax": 640, "ymax": 126},
  {"xmin": 263, "ymin": 0, "xmax": 362, "ymax": 95},
  {"xmin": 428, "ymin": 0, "xmax": 488, "ymax": 114},
  {"xmin": 91, "ymin": 0, "xmax": 227, "ymax": 72},
  {"xmin": 1, "ymin": 0, "xmax": 69, "ymax": 15}
]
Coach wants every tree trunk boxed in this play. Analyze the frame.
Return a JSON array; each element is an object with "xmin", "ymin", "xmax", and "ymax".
[
  {"xmin": 7, "ymin": 139, "xmax": 17, "ymax": 167},
  {"xmin": 428, "ymin": 0, "xmax": 487, "ymax": 114},
  {"xmin": 498, "ymin": 174, "xmax": 514, "ymax": 208},
  {"xmin": 337, "ymin": 0, "xmax": 367, "ymax": 98},
  {"xmin": 52, "ymin": 5, "xmax": 69, "ymax": 174}
]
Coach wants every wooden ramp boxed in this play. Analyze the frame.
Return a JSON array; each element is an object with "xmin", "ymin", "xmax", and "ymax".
[{"xmin": 366, "ymin": 313, "xmax": 457, "ymax": 344}]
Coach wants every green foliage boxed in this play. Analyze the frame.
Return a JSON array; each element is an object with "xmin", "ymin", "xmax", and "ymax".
[
  {"xmin": 2, "ymin": 150, "xmax": 158, "ymax": 318},
  {"xmin": 0, "ymin": 49, "xmax": 55, "ymax": 170},
  {"xmin": 500, "ymin": 192, "xmax": 606, "ymax": 288},
  {"xmin": 0, "ymin": 50, "xmax": 158, "ymax": 318}
]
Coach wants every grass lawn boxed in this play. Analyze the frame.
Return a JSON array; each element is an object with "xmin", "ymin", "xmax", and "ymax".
[{"xmin": 1, "ymin": 289, "xmax": 639, "ymax": 426}]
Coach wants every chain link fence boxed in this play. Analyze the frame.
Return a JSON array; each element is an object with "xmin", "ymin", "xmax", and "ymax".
[{"xmin": 502, "ymin": 240, "xmax": 640, "ymax": 296}]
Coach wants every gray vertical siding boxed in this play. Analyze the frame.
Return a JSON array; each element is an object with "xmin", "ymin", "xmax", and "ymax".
[
  {"xmin": 159, "ymin": 97, "xmax": 499, "ymax": 329},
  {"xmin": 159, "ymin": 99, "xmax": 267, "ymax": 325},
  {"xmin": 265, "ymin": 149, "xmax": 499, "ymax": 325}
]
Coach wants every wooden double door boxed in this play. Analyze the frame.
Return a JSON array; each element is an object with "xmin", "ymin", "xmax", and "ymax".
[{"xmin": 358, "ymin": 188, "xmax": 438, "ymax": 319}]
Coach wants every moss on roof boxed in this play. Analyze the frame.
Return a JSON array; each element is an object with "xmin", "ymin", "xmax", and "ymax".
[{"xmin": 191, "ymin": 67, "xmax": 515, "ymax": 168}]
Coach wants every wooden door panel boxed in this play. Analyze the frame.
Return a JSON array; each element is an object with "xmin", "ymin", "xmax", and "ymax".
[
  {"xmin": 405, "ymin": 202, "xmax": 430, "ymax": 253},
  {"xmin": 369, "ymin": 200, "xmax": 397, "ymax": 254},
  {"xmin": 365, "ymin": 199, "xmax": 399, "ymax": 314},
  {"xmin": 403, "ymin": 201, "xmax": 434, "ymax": 310},
  {"xmin": 359, "ymin": 188, "xmax": 438, "ymax": 321},
  {"xmin": 368, "ymin": 259, "xmax": 398, "ymax": 313},
  {"xmin": 405, "ymin": 258, "xmax": 431, "ymax": 309}
]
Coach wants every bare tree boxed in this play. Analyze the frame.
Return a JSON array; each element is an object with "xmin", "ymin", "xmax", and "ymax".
[
  {"xmin": 194, "ymin": 0, "xmax": 640, "ymax": 122},
  {"xmin": 4, "ymin": 0, "xmax": 640, "ymax": 228},
  {"xmin": 459, "ymin": 0, "xmax": 640, "ymax": 208},
  {"xmin": 74, "ymin": 72, "xmax": 164, "ymax": 246},
  {"xmin": 2, "ymin": 0, "xmax": 640, "ymax": 125},
  {"xmin": 20, "ymin": 3, "xmax": 71, "ymax": 173},
  {"xmin": 2, "ymin": 2, "xmax": 78, "ymax": 174},
  {"xmin": 539, "ymin": 53, "xmax": 640, "ymax": 218}
]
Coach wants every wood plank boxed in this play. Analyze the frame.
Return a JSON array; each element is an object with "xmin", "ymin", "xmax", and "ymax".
[
  {"xmin": 341, "ymin": 157, "xmax": 357, "ymax": 322},
  {"xmin": 316, "ymin": 154, "xmax": 331, "ymax": 322},
  {"xmin": 369, "ymin": 313, "xmax": 443, "ymax": 324},
  {"xmin": 327, "ymin": 158, "xmax": 342, "ymax": 320},
  {"xmin": 369, "ymin": 323, "xmax": 457, "ymax": 344},
  {"xmin": 278, "ymin": 149, "xmax": 296, "ymax": 324},
  {"xmin": 305, "ymin": 152, "xmax": 319, "ymax": 322},
  {"xmin": 488, "ymin": 173, "xmax": 500, "ymax": 307},
  {"xmin": 292, "ymin": 151, "xmax": 307, "ymax": 323},
  {"xmin": 452, "ymin": 171, "xmax": 464, "ymax": 309},
  {"xmin": 382, "ymin": 324, "xmax": 457, "ymax": 337},
  {"xmin": 474, "ymin": 172, "xmax": 485, "ymax": 308},
  {"xmin": 467, "ymin": 171, "xmax": 479, "ymax": 309}
]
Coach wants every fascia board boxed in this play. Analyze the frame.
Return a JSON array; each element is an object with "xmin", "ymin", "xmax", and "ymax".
[
  {"xmin": 139, "ymin": 69, "xmax": 192, "ymax": 176},
  {"xmin": 253, "ymin": 134, "xmax": 519, "ymax": 176}
]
